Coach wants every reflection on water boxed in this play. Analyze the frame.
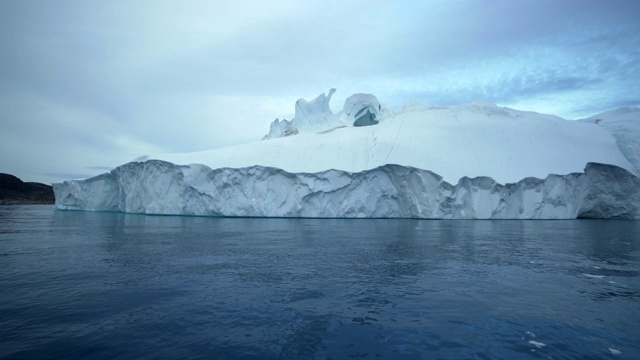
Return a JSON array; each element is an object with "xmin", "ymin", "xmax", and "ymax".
[{"xmin": 0, "ymin": 205, "xmax": 639, "ymax": 359}]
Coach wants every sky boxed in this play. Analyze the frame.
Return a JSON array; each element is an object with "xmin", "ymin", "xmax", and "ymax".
[{"xmin": 1, "ymin": 0, "xmax": 639, "ymax": 184}]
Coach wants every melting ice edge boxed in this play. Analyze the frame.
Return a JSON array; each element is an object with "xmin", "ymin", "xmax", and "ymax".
[{"xmin": 54, "ymin": 160, "xmax": 640, "ymax": 219}]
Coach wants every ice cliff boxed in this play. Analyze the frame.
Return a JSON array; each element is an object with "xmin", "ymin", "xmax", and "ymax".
[{"xmin": 54, "ymin": 160, "xmax": 640, "ymax": 219}]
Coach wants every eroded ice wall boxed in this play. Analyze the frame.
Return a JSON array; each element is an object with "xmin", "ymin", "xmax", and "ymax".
[{"xmin": 54, "ymin": 161, "xmax": 640, "ymax": 219}]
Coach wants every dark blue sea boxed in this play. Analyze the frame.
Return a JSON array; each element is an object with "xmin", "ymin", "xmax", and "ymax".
[{"xmin": 1, "ymin": 205, "xmax": 639, "ymax": 359}]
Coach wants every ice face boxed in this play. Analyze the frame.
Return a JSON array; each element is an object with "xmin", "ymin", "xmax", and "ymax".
[{"xmin": 54, "ymin": 161, "xmax": 640, "ymax": 219}]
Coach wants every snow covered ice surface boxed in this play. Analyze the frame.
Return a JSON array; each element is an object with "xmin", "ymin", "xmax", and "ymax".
[
  {"xmin": 147, "ymin": 91, "xmax": 636, "ymax": 185},
  {"xmin": 578, "ymin": 107, "xmax": 640, "ymax": 176},
  {"xmin": 54, "ymin": 90, "xmax": 640, "ymax": 218}
]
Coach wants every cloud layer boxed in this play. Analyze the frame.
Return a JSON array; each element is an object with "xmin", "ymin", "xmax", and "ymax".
[{"xmin": 1, "ymin": 0, "xmax": 638, "ymax": 183}]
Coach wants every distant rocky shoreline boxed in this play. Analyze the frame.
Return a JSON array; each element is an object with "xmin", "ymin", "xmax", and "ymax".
[{"xmin": 0, "ymin": 173, "xmax": 54, "ymax": 205}]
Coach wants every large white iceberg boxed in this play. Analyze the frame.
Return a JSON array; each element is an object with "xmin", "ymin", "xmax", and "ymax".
[{"xmin": 54, "ymin": 91, "xmax": 640, "ymax": 219}]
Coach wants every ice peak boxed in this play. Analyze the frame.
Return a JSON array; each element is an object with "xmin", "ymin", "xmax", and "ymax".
[
  {"xmin": 341, "ymin": 93, "xmax": 383, "ymax": 127},
  {"xmin": 263, "ymin": 89, "xmax": 385, "ymax": 139},
  {"xmin": 291, "ymin": 89, "xmax": 337, "ymax": 131}
]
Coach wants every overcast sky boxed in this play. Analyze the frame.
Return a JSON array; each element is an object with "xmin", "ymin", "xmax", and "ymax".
[{"xmin": 1, "ymin": 0, "xmax": 639, "ymax": 184}]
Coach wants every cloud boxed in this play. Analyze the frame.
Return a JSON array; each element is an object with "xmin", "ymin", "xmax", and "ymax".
[{"xmin": 0, "ymin": 0, "xmax": 639, "ymax": 183}]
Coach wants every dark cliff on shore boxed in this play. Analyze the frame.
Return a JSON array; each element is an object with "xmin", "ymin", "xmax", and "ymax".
[{"xmin": 0, "ymin": 173, "xmax": 55, "ymax": 204}]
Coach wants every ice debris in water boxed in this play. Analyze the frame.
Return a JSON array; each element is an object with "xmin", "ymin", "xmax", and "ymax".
[
  {"xmin": 583, "ymin": 274, "xmax": 606, "ymax": 279},
  {"xmin": 528, "ymin": 340, "xmax": 546, "ymax": 348},
  {"xmin": 526, "ymin": 332, "xmax": 547, "ymax": 350}
]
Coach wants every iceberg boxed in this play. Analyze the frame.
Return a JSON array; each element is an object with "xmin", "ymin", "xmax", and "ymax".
[
  {"xmin": 54, "ymin": 161, "xmax": 639, "ymax": 219},
  {"xmin": 53, "ymin": 90, "xmax": 640, "ymax": 219}
]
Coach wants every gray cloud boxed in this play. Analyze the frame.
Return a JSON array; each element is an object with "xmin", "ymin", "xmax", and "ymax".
[{"xmin": 1, "ymin": 0, "xmax": 639, "ymax": 184}]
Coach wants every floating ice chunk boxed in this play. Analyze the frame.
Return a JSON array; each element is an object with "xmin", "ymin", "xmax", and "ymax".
[
  {"xmin": 609, "ymin": 347, "xmax": 622, "ymax": 355},
  {"xmin": 583, "ymin": 274, "xmax": 606, "ymax": 279},
  {"xmin": 528, "ymin": 340, "xmax": 546, "ymax": 348}
]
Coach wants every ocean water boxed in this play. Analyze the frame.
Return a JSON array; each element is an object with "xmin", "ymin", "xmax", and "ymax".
[{"xmin": 1, "ymin": 205, "xmax": 639, "ymax": 359}]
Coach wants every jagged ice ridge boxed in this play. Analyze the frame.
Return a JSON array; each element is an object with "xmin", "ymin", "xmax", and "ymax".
[{"xmin": 54, "ymin": 160, "xmax": 640, "ymax": 219}]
